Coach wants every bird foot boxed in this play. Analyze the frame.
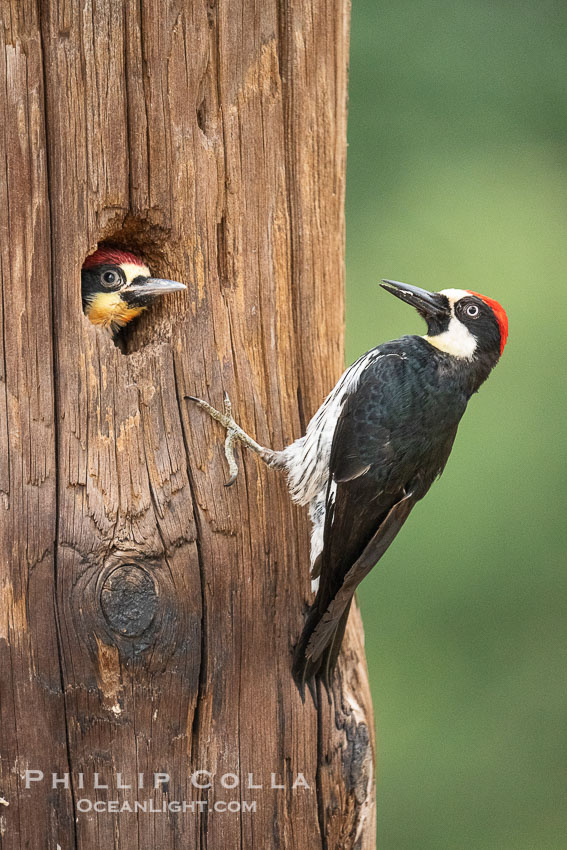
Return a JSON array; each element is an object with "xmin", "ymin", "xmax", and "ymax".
[{"xmin": 187, "ymin": 392, "xmax": 278, "ymax": 486}]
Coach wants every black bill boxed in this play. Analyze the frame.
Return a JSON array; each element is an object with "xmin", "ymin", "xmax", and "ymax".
[{"xmin": 380, "ymin": 279, "xmax": 450, "ymax": 320}]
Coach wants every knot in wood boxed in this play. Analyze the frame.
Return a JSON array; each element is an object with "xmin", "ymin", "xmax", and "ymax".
[{"xmin": 100, "ymin": 565, "xmax": 158, "ymax": 637}]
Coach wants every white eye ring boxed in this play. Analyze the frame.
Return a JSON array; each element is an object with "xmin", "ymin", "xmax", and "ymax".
[{"xmin": 465, "ymin": 304, "xmax": 479, "ymax": 318}]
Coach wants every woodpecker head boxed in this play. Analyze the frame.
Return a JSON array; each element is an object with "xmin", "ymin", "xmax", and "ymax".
[
  {"xmin": 82, "ymin": 248, "xmax": 186, "ymax": 332},
  {"xmin": 381, "ymin": 280, "xmax": 508, "ymax": 378}
]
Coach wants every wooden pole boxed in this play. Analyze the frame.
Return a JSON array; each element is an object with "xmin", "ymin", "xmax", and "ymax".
[{"xmin": 0, "ymin": 1, "xmax": 375, "ymax": 847}]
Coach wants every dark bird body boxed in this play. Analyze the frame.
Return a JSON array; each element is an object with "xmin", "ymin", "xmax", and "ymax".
[
  {"xmin": 189, "ymin": 280, "xmax": 509, "ymax": 690},
  {"xmin": 293, "ymin": 337, "xmax": 473, "ymax": 683}
]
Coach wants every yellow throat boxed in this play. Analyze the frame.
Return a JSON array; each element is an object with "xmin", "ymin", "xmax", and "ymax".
[{"xmin": 86, "ymin": 291, "xmax": 146, "ymax": 331}]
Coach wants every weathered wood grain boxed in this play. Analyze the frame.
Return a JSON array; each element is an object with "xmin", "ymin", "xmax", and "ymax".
[{"xmin": 0, "ymin": 1, "xmax": 375, "ymax": 847}]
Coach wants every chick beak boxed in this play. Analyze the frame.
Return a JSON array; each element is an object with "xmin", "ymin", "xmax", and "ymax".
[
  {"xmin": 380, "ymin": 279, "xmax": 450, "ymax": 320},
  {"xmin": 123, "ymin": 277, "xmax": 187, "ymax": 299}
]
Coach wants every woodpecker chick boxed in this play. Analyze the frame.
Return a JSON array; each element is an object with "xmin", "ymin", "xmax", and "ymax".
[
  {"xmin": 190, "ymin": 280, "xmax": 508, "ymax": 689},
  {"xmin": 81, "ymin": 247, "xmax": 186, "ymax": 334}
]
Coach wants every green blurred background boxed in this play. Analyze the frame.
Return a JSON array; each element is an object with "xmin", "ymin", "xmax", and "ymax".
[{"xmin": 345, "ymin": 2, "xmax": 567, "ymax": 848}]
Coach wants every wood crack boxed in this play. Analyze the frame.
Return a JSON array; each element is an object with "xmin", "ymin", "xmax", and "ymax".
[
  {"xmin": 171, "ymin": 358, "xmax": 207, "ymax": 768},
  {"xmin": 37, "ymin": 2, "xmax": 80, "ymax": 846}
]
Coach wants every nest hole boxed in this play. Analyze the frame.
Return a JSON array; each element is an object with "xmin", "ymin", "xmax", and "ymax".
[{"xmin": 83, "ymin": 216, "xmax": 182, "ymax": 354}]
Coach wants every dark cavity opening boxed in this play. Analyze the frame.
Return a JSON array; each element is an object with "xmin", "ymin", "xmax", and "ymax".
[{"xmin": 82, "ymin": 215, "xmax": 183, "ymax": 354}]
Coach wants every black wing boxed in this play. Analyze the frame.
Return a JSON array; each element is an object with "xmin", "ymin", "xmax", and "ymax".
[{"xmin": 293, "ymin": 349, "xmax": 457, "ymax": 688}]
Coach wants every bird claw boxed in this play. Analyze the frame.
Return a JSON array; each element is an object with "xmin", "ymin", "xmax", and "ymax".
[
  {"xmin": 187, "ymin": 392, "xmax": 257, "ymax": 486},
  {"xmin": 187, "ymin": 392, "xmax": 278, "ymax": 485}
]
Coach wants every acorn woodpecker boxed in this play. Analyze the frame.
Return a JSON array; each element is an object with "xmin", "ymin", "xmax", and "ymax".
[
  {"xmin": 189, "ymin": 280, "xmax": 508, "ymax": 688},
  {"xmin": 81, "ymin": 247, "xmax": 186, "ymax": 334}
]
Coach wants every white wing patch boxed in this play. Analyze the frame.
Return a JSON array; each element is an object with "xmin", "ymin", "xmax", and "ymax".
[
  {"xmin": 281, "ymin": 349, "xmax": 379, "ymax": 506},
  {"xmin": 308, "ymin": 480, "xmax": 337, "ymax": 588},
  {"xmin": 281, "ymin": 350, "xmax": 380, "ymax": 575},
  {"xmin": 309, "ymin": 492, "xmax": 327, "ymax": 576}
]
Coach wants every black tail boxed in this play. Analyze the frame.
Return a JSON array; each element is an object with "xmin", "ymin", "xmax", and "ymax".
[{"xmin": 292, "ymin": 599, "xmax": 353, "ymax": 695}]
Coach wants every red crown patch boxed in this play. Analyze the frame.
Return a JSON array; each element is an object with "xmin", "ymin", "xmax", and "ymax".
[
  {"xmin": 82, "ymin": 247, "xmax": 145, "ymax": 270},
  {"xmin": 467, "ymin": 291, "xmax": 508, "ymax": 355}
]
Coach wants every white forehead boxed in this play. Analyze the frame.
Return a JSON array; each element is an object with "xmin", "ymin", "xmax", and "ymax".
[
  {"xmin": 120, "ymin": 262, "xmax": 150, "ymax": 283},
  {"xmin": 439, "ymin": 288, "xmax": 470, "ymax": 307}
]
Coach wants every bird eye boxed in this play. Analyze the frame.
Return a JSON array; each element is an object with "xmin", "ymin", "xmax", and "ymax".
[
  {"xmin": 465, "ymin": 304, "xmax": 479, "ymax": 318},
  {"xmin": 102, "ymin": 271, "xmax": 117, "ymax": 286}
]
